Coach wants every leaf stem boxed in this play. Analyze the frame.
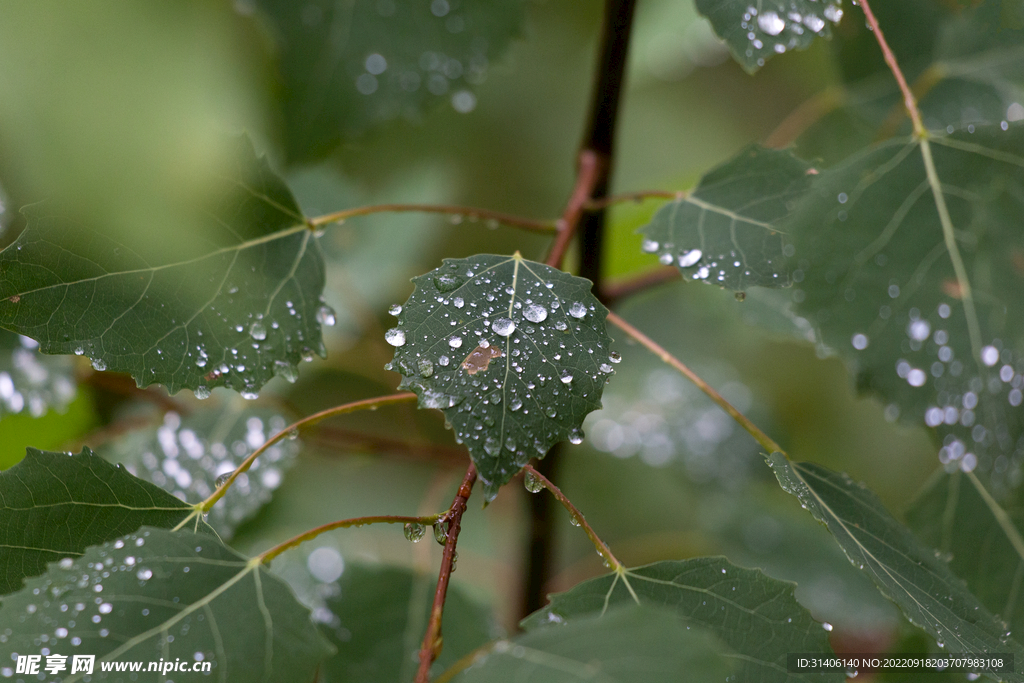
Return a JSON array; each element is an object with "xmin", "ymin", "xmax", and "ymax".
[
  {"xmin": 583, "ymin": 190, "xmax": 682, "ymax": 210},
  {"xmin": 522, "ymin": 464, "xmax": 622, "ymax": 571},
  {"xmin": 256, "ymin": 514, "xmax": 443, "ymax": 564},
  {"xmin": 174, "ymin": 392, "xmax": 417, "ymax": 530},
  {"xmin": 857, "ymin": 0, "xmax": 925, "ymax": 138},
  {"xmin": 307, "ymin": 203, "xmax": 556, "ymax": 234},
  {"xmin": 416, "ymin": 463, "xmax": 477, "ymax": 683},
  {"xmin": 606, "ymin": 311, "xmax": 784, "ymax": 454},
  {"xmin": 602, "ymin": 266, "xmax": 681, "ymax": 304}
]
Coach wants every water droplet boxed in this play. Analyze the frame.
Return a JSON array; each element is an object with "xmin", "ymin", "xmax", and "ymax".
[
  {"xmin": 388, "ymin": 304, "xmax": 403, "ymax": 316},
  {"xmin": 493, "ymin": 317, "xmax": 516, "ymax": 336},
  {"xmin": 385, "ymin": 328, "xmax": 406, "ymax": 347},
  {"xmin": 74, "ymin": 346, "xmax": 85, "ymax": 356},
  {"xmin": 568, "ymin": 428, "xmax": 584, "ymax": 445},
  {"xmin": 559, "ymin": 370, "xmax": 573, "ymax": 384},
  {"xmin": 545, "ymin": 405, "xmax": 557, "ymax": 418},
  {"xmin": 609, "ymin": 352, "xmax": 621, "ymax": 364},
  {"xmin": 678, "ymin": 249, "xmax": 702, "ymax": 268},
  {"xmin": 981, "ymin": 345, "xmax": 999, "ymax": 366},
  {"xmin": 734, "ymin": 291, "xmax": 746, "ymax": 302},
  {"xmin": 823, "ymin": 4, "xmax": 842, "ymax": 23},
  {"xmin": 599, "ymin": 363, "xmax": 614, "ymax": 373},
  {"xmin": 524, "ymin": 471, "xmax": 544, "ymax": 493},
  {"xmin": 434, "ymin": 273, "xmax": 464, "ymax": 293},
  {"xmin": 851, "ymin": 333, "xmax": 869, "ymax": 350},
  {"xmin": 641, "ymin": 238, "xmax": 659, "ymax": 253},
  {"xmin": 659, "ymin": 252, "xmax": 674, "ymax": 265},
  {"xmin": 569, "ymin": 515, "xmax": 581, "ymax": 527},
  {"xmin": 568, "ymin": 302, "xmax": 587, "ymax": 319},
  {"xmin": 404, "ymin": 523, "xmax": 426, "ymax": 542},
  {"xmin": 316, "ymin": 305, "xmax": 337, "ymax": 327},
  {"xmin": 822, "ymin": 622, "xmax": 833, "ymax": 631},
  {"xmin": 215, "ymin": 472, "xmax": 232, "ymax": 487},
  {"xmin": 433, "ymin": 521, "xmax": 449, "ymax": 545},
  {"xmin": 757, "ymin": 11, "xmax": 785, "ymax": 35},
  {"xmin": 524, "ymin": 304, "xmax": 548, "ymax": 323},
  {"xmin": 91, "ymin": 358, "xmax": 107, "ymax": 372},
  {"xmin": 449, "ymin": 336, "xmax": 463, "ymax": 349},
  {"xmin": 274, "ymin": 360, "xmax": 299, "ymax": 383},
  {"xmin": 287, "ymin": 427, "xmax": 300, "ymax": 441},
  {"xmin": 249, "ymin": 322, "xmax": 267, "ymax": 341},
  {"xmin": 418, "ymin": 358, "xmax": 434, "ymax": 377},
  {"xmin": 193, "ymin": 386, "xmax": 211, "ymax": 400},
  {"xmin": 136, "ymin": 568, "xmax": 153, "ymax": 580},
  {"xmin": 453, "ymin": 297, "xmax": 465, "ymax": 309}
]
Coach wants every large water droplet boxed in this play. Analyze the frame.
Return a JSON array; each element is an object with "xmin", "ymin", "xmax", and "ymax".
[
  {"xmin": 404, "ymin": 523, "xmax": 426, "ymax": 542},
  {"xmin": 317, "ymin": 305, "xmax": 337, "ymax": 327},
  {"xmin": 385, "ymin": 328, "xmax": 406, "ymax": 347},
  {"xmin": 215, "ymin": 472, "xmax": 232, "ymax": 487},
  {"xmin": 91, "ymin": 358, "xmax": 107, "ymax": 372},
  {"xmin": 678, "ymin": 249, "xmax": 702, "ymax": 268},
  {"xmin": 434, "ymin": 273, "xmax": 464, "ymax": 293},
  {"xmin": 559, "ymin": 370, "xmax": 573, "ymax": 384},
  {"xmin": 524, "ymin": 304, "xmax": 548, "ymax": 323},
  {"xmin": 493, "ymin": 318, "xmax": 516, "ymax": 336},
  {"xmin": 524, "ymin": 471, "xmax": 544, "ymax": 493},
  {"xmin": 823, "ymin": 4, "xmax": 842, "ymax": 22},
  {"xmin": 249, "ymin": 322, "xmax": 267, "ymax": 341},
  {"xmin": 388, "ymin": 304, "xmax": 402, "ymax": 316},
  {"xmin": 433, "ymin": 521, "xmax": 449, "ymax": 545},
  {"xmin": 609, "ymin": 351, "xmax": 621, "ymax": 364},
  {"xmin": 568, "ymin": 302, "xmax": 587, "ymax": 319},
  {"xmin": 193, "ymin": 386, "xmax": 211, "ymax": 400},
  {"xmin": 274, "ymin": 360, "xmax": 299, "ymax": 383},
  {"xmin": 449, "ymin": 336, "xmax": 463, "ymax": 349},
  {"xmin": 568, "ymin": 428, "xmax": 584, "ymax": 445},
  {"xmin": 757, "ymin": 11, "xmax": 785, "ymax": 35}
]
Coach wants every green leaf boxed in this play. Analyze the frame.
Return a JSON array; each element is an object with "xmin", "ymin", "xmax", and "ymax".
[
  {"xmin": 907, "ymin": 470, "xmax": 1024, "ymax": 632},
  {"xmin": 522, "ymin": 559, "xmax": 839, "ymax": 683},
  {"xmin": 251, "ymin": 0, "xmax": 525, "ymax": 163},
  {"xmin": 766, "ymin": 453, "xmax": 1023, "ymax": 671},
  {"xmin": 0, "ymin": 448, "xmax": 207, "ymax": 596},
  {"xmin": 387, "ymin": 253, "xmax": 614, "ymax": 499},
  {"xmin": 638, "ymin": 145, "xmax": 812, "ymax": 292},
  {"xmin": 0, "ymin": 135, "xmax": 328, "ymax": 397},
  {"xmin": 317, "ymin": 563, "xmax": 498, "ymax": 682},
  {"xmin": 0, "ymin": 330, "xmax": 76, "ymax": 419},
  {"xmin": 789, "ymin": 127, "xmax": 1024, "ymax": 485},
  {"xmin": 694, "ymin": 0, "xmax": 844, "ymax": 73},
  {"xmin": 0, "ymin": 527, "xmax": 334, "ymax": 682},
  {"xmin": 97, "ymin": 397, "xmax": 299, "ymax": 539},
  {"xmin": 449, "ymin": 604, "xmax": 733, "ymax": 683}
]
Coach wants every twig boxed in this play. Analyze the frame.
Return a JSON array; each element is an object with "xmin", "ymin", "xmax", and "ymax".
[
  {"xmin": 307, "ymin": 203, "xmax": 556, "ymax": 234},
  {"xmin": 522, "ymin": 465, "xmax": 622, "ymax": 571},
  {"xmin": 415, "ymin": 463, "xmax": 477, "ymax": 683},
  {"xmin": 857, "ymin": 0, "xmax": 925, "ymax": 137},
  {"xmin": 257, "ymin": 514, "xmax": 443, "ymax": 564},
  {"xmin": 606, "ymin": 311, "xmax": 784, "ymax": 454},
  {"xmin": 583, "ymin": 190, "xmax": 680, "ymax": 210},
  {"xmin": 172, "ymin": 392, "xmax": 417, "ymax": 530},
  {"xmin": 544, "ymin": 150, "xmax": 604, "ymax": 268},
  {"xmin": 602, "ymin": 266, "xmax": 681, "ymax": 303}
]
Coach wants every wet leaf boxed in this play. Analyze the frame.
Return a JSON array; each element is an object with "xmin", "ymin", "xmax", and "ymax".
[
  {"xmin": 694, "ymin": 0, "xmax": 844, "ymax": 73},
  {"xmin": 250, "ymin": 0, "xmax": 525, "ymax": 163},
  {"xmin": 97, "ymin": 398, "xmax": 299, "ymax": 539},
  {"xmin": 316, "ymin": 563, "xmax": 498, "ymax": 682},
  {"xmin": 0, "ymin": 135, "xmax": 326, "ymax": 397},
  {"xmin": 0, "ymin": 448, "xmax": 209, "ymax": 596},
  {"xmin": 387, "ymin": 254, "xmax": 614, "ymax": 499},
  {"xmin": 522, "ymin": 558, "xmax": 839, "ymax": 683},
  {"xmin": 908, "ymin": 470, "xmax": 1024, "ymax": 632},
  {"xmin": 0, "ymin": 527, "xmax": 334, "ymax": 682},
  {"xmin": 449, "ymin": 604, "xmax": 732, "ymax": 683},
  {"xmin": 766, "ymin": 453, "xmax": 1024, "ymax": 671},
  {"xmin": 638, "ymin": 145, "xmax": 812, "ymax": 291},
  {"xmin": 0, "ymin": 330, "xmax": 76, "ymax": 419},
  {"xmin": 789, "ymin": 127, "xmax": 1024, "ymax": 491}
]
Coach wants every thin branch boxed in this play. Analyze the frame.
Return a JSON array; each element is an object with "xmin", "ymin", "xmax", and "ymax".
[
  {"xmin": 522, "ymin": 465, "xmax": 622, "ymax": 571},
  {"xmin": 173, "ymin": 392, "xmax": 417, "ymax": 530},
  {"xmin": 606, "ymin": 311, "xmax": 784, "ymax": 454},
  {"xmin": 583, "ymin": 190, "xmax": 681, "ymax": 211},
  {"xmin": 257, "ymin": 514, "xmax": 443, "ymax": 564},
  {"xmin": 416, "ymin": 463, "xmax": 477, "ymax": 683},
  {"xmin": 857, "ymin": 0, "xmax": 925, "ymax": 137},
  {"xmin": 544, "ymin": 150, "xmax": 604, "ymax": 268},
  {"xmin": 602, "ymin": 266, "xmax": 681, "ymax": 304},
  {"xmin": 307, "ymin": 203, "xmax": 556, "ymax": 234}
]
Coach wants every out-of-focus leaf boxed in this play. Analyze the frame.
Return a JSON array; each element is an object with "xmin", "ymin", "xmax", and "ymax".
[
  {"xmin": 317, "ymin": 563, "xmax": 498, "ymax": 682},
  {"xmin": 638, "ymin": 145, "xmax": 811, "ymax": 292},
  {"xmin": 449, "ymin": 604, "xmax": 732, "ymax": 683},
  {"xmin": 386, "ymin": 254, "xmax": 614, "ymax": 499},
  {"xmin": 908, "ymin": 469, "xmax": 1024, "ymax": 632},
  {"xmin": 250, "ymin": 0, "xmax": 525, "ymax": 163},
  {"xmin": 789, "ymin": 127, "xmax": 1024, "ymax": 485},
  {"xmin": 0, "ymin": 448, "xmax": 209, "ymax": 596},
  {"xmin": 767, "ymin": 453, "xmax": 1023, "ymax": 671},
  {"xmin": 0, "ymin": 527, "xmax": 334, "ymax": 682},
  {"xmin": 522, "ymin": 558, "xmax": 839, "ymax": 683},
  {"xmin": 0, "ymin": 329, "xmax": 75, "ymax": 418},
  {"xmin": 0, "ymin": 135, "xmax": 328, "ymax": 397},
  {"xmin": 694, "ymin": 0, "xmax": 844, "ymax": 73},
  {"xmin": 97, "ymin": 397, "xmax": 298, "ymax": 539}
]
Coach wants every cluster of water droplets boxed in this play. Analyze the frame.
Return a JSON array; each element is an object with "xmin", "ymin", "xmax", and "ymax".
[
  {"xmin": 102, "ymin": 407, "xmax": 299, "ymax": 537},
  {"xmin": 384, "ymin": 256, "xmax": 616, "ymax": 494},
  {"xmin": 738, "ymin": 1, "xmax": 842, "ymax": 68},
  {"xmin": 585, "ymin": 364, "xmax": 761, "ymax": 485},
  {"xmin": 0, "ymin": 334, "xmax": 76, "ymax": 418}
]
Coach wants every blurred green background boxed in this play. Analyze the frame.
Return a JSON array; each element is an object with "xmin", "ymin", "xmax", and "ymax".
[{"xmin": 0, "ymin": 0, "xmax": 945, "ymax": 654}]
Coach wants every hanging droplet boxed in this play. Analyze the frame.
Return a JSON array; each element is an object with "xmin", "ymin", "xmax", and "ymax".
[
  {"xmin": 215, "ymin": 472, "xmax": 232, "ymax": 488},
  {"xmin": 568, "ymin": 428, "xmax": 584, "ymax": 445},
  {"xmin": 249, "ymin": 321, "xmax": 267, "ymax": 341},
  {"xmin": 524, "ymin": 471, "xmax": 544, "ymax": 493},
  {"xmin": 91, "ymin": 358, "xmax": 107, "ymax": 372},
  {"xmin": 287, "ymin": 428, "xmax": 299, "ymax": 441},
  {"xmin": 388, "ymin": 304, "xmax": 403, "ymax": 316},
  {"xmin": 274, "ymin": 360, "xmax": 299, "ymax": 383},
  {"xmin": 609, "ymin": 351, "xmax": 622, "ymax": 363},
  {"xmin": 433, "ymin": 521, "xmax": 449, "ymax": 545},
  {"xmin": 403, "ymin": 523, "xmax": 426, "ymax": 542},
  {"xmin": 193, "ymin": 386, "xmax": 211, "ymax": 400},
  {"xmin": 641, "ymin": 238, "xmax": 659, "ymax": 253},
  {"xmin": 385, "ymin": 328, "xmax": 406, "ymax": 347},
  {"xmin": 316, "ymin": 305, "xmax": 337, "ymax": 327},
  {"xmin": 569, "ymin": 515, "xmax": 581, "ymax": 527}
]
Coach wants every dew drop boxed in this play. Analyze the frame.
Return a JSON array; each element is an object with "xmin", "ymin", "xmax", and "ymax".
[
  {"xmin": 418, "ymin": 358, "xmax": 434, "ymax": 377},
  {"xmin": 136, "ymin": 568, "xmax": 153, "ymax": 580},
  {"xmin": 569, "ymin": 515, "xmax": 581, "ymax": 527},
  {"xmin": 433, "ymin": 521, "xmax": 449, "ymax": 545},
  {"xmin": 388, "ymin": 304, "xmax": 403, "ymax": 316},
  {"xmin": 493, "ymin": 318, "xmax": 516, "ymax": 336},
  {"xmin": 404, "ymin": 523, "xmax": 426, "ymax": 542},
  {"xmin": 678, "ymin": 249, "xmax": 702, "ymax": 268},
  {"xmin": 524, "ymin": 470, "xmax": 544, "ymax": 493},
  {"xmin": 249, "ymin": 322, "xmax": 267, "ymax": 341},
  {"xmin": 823, "ymin": 4, "xmax": 842, "ymax": 22},
  {"xmin": 609, "ymin": 352, "xmax": 622, "ymax": 364},
  {"xmin": 193, "ymin": 386, "xmax": 211, "ymax": 400},
  {"xmin": 215, "ymin": 472, "xmax": 232, "ymax": 487},
  {"xmin": 316, "ymin": 305, "xmax": 337, "ymax": 327},
  {"xmin": 641, "ymin": 238, "xmax": 659, "ymax": 253},
  {"xmin": 449, "ymin": 336, "xmax": 463, "ymax": 349},
  {"xmin": 981, "ymin": 345, "xmax": 999, "ymax": 366},
  {"xmin": 385, "ymin": 328, "xmax": 407, "ymax": 347},
  {"xmin": 851, "ymin": 333, "xmax": 869, "ymax": 350},
  {"xmin": 453, "ymin": 297, "xmax": 465, "ymax": 309},
  {"xmin": 734, "ymin": 291, "xmax": 746, "ymax": 302},
  {"xmin": 91, "ymin": 359, "xmax": 107, "ymax": 372},
  {"xmin": 434, "ymin": 273, "xmax": 463, "ymax": 293},
  {"xmin": 545, "ymin": 405, "xmax": 557, "ymax": 418},
  {"xmin": 524, "ymin": 304, "xmax": 548, "ymax": 323},
  {"xmin": 568, "ymin": 428, "xmax": 584, "ymax": 445},
  {"xmin": 568, "ymin": 302, "xmax": 587, "ymax": 319}
]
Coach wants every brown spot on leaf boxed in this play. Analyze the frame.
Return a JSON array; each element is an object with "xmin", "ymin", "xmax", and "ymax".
[
  {"xmin": 942, "ymin": 279, "xmax": 964, "ymax": 299},
  {"xmin": 461, "ymin": 345, "xmax": 502, "ymax": 375},
  {"xmin": 7, "ymin": 295, "xmax": 19, "ymax": 303}
]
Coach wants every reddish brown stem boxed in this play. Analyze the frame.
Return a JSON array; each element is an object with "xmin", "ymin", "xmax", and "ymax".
[
  {"xmin": 857, "ymin": 0, "xmax": 925, "ymax": 137},
  {"xmin": 308, "ymin": 203, "xmax": 556, "ymax": 234},
  {"xmin": 415, "ymin": 463, "xmax": 477, "ymax": 683},
  {"xmin": 602, "ymin": 266, "xmax": 681, "ymax": 303},
  {"xmin": 258, "ymin": 515, "xmax": 442, "ymax": 564},
  {"xmin": 544, "ymin": 150, "xmax": 605, "ymax": 268}
]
